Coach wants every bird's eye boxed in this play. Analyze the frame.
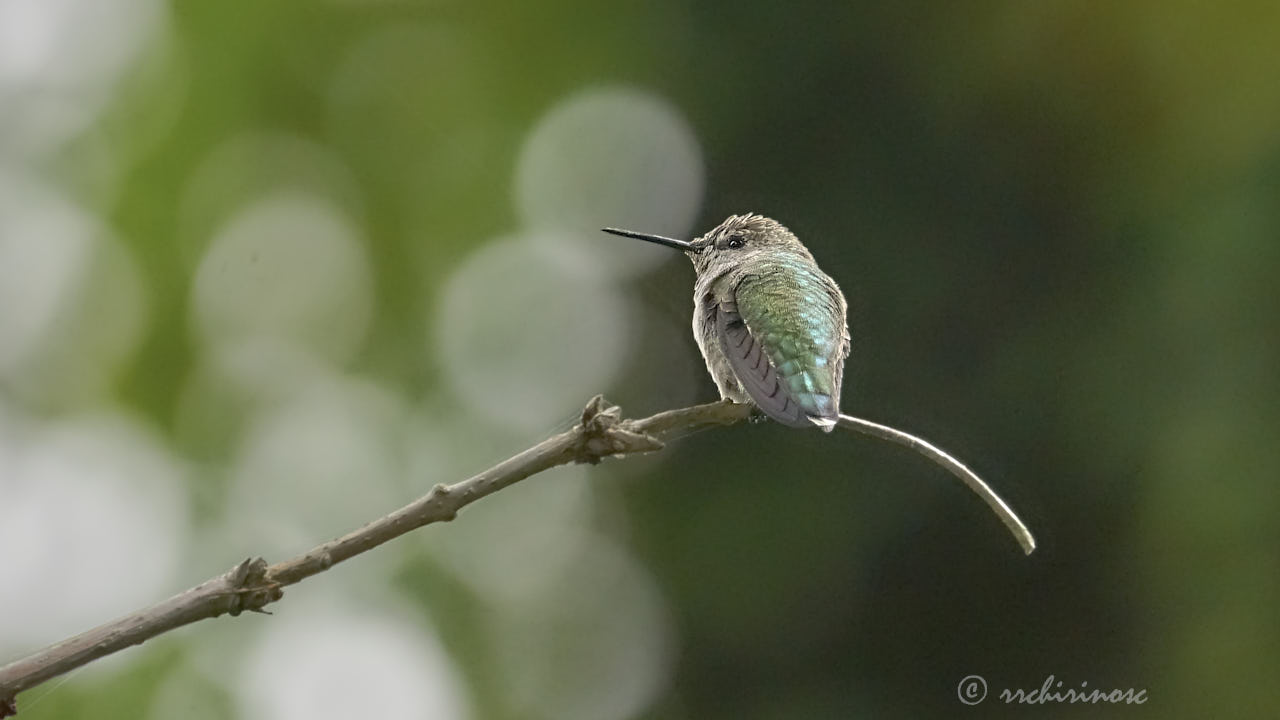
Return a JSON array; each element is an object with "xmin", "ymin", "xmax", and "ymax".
[{"xmin": 726, "ymin": 234, "xmax": 746, "ymax": 249}]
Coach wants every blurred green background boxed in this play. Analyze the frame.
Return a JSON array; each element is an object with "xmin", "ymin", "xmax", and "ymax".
[{"xmin": 2, "ymin": 0, "xmax": 1278, "ymax": 718}]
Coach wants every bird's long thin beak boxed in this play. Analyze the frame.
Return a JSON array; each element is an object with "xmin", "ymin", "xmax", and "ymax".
[{"xmin": 601, "ymin": 227, "xmax": 696, "ymax": 251}]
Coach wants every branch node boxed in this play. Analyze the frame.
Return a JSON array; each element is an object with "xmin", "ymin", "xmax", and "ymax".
[
  {"xmin": 573, "ymin": 396, "xmax": 662, "ymax": 464},
  {"xmin": 1, "ymin": 696, "xmax": 15, "ymax": 718},
  {"xmin": 427, "ymin": 484, "xmax": 459, "ymax": 520},
  {"xmin": 225, "ymin": 558, "xmax": 281, "ymax": 616}
]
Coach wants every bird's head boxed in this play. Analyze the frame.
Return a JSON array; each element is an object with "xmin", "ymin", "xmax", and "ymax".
[{"xmin": 602, "ymin": 213, "xmax": 811, "ymax": 275}]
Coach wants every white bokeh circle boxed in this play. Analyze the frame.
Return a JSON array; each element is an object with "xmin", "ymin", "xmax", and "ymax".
[
  {"xmin": 191, "ymin": 190, "xmax": 374, "ymax": 365},
  {"xmin": 0, "ymin": 412, "xmax": 188, "ymax": 650},
  {"xmin": 222, "ymin": 373, "xmax": 407, "ymax": 562},
  {"xmin": 425, "ymin": 458, "xmax": 594, "ymax": 604},
  {"xmin": 515, "ymin": 86, "xmax": 704, "ymax": 278},
  {"xmin": 173, "ymin": 336, "xmax": 336, "ymax": 458},
  {"xmin": 178, "ymin": 133, "xmax": 365, "ymax": 269},
  {"xmin": 492, "ymin": 535, "xmax": 674, "ymax": 720},
  {"xmin": 0, "ymin": 0, "xmax": 165, "ymax": 156},
  {"xmin": 435, "ymin": 236, "xmax": 633, "ymax": 431},
  {"xmin": 239, "ymin": 599, "xmax": 469, "ymax": 720},
  {"xmin": 0, "ymin": 166, "xmax": 147, "ymax": 404}
]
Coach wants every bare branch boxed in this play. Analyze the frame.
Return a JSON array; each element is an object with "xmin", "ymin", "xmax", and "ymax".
[
  {"xmin": 0, "ymin": 397, "xmax": 742, "ymax": 714},
  {"xmin": 0, "ymin": 396, "xmax": 1031, "ymax": 716}
]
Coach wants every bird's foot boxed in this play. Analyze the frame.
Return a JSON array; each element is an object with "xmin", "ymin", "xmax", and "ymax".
[{"xmin": 715, "ymin": 397, "xmax": 766, "ymax": 423}]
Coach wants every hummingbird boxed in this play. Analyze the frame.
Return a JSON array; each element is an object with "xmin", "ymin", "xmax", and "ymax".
[
  {"xmin": 603, "ymin": 214, "xmax": 1037, "ymax": 554},
  {"xmin": 607, "ymin": 214, "xmax": 849, "ymax": 431}
]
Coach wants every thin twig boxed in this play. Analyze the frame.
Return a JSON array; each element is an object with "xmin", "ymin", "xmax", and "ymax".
[
  {"xmin": 837, "ymin": 413, "xmax": 1036, "ymax": 555},
  {"xmin": 0, "ymin": 396, "xmax": 1032, "ymax": 717}
]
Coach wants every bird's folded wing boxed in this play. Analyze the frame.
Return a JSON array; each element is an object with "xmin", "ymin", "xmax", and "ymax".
[
  {"xmin": 716, "ymin": 296, "xmax": 809, "ymax": 427},
  {"xmin": 716, "ymin": 270, "xmax": 846, "ymax": 429}
]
